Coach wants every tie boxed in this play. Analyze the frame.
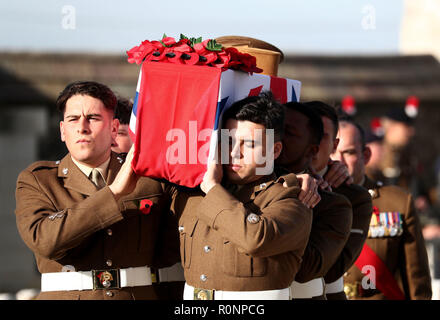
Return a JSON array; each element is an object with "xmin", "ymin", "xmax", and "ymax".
[{"xmin": 90, "ymin": 168, "xmax": 106, "ymax": 189}]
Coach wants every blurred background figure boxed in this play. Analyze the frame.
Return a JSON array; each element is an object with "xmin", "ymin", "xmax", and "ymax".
[
  {"xmin": 364, "ymin": 118, "xmax": 385, "ymax": 179},
  {"xmin": 377, "ymin": 97, "xmax": 417, "ymax": 189},
  {"xmin": 365, "ymin": 98, "xmax": 436, "ymax": 222},
  {"xmin": 112, "ymin": 97, "xmax": 134, "ymax": 155}
]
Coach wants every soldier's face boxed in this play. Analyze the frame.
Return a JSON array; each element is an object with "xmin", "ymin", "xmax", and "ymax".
[
  {"xmin": 331, "ymin": 123, "xmax": 369, "ymax": 185},
  {"xmin": 384, "ymin": 120, "xmax": 415, "ymax": 147},
  {"xmin": 222, "ymin": 119, "xmax": 282, "ymax": 185},
  {"xmin": 112, "ymin": 124, "xmax": 133, "ymax": 154},
  {"xmin": 311, "ymin": 116, "xmax": 339, "ymax": 172},
  {"xmin": 60, "ymin": 94, "xmax": 118, "ymax": 167},
  {"xmin": 277, "ymin": 109, "xmax": 317, "ymax": 173}
]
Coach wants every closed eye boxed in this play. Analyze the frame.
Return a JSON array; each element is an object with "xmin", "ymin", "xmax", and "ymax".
[{"xmin": 87, "ymin": 114, "xmax": 102, "ymax": 121}]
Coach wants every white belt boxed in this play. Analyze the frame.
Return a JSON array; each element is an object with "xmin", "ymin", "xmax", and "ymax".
[
  {"xmin": 290, "ymin": 278, "xmax": 324, "ymax": 299},
  {"xmin": 157, "ymin": 263, "xmax": 185, "ymax": 282},
  {"xmin": 184, "ymin": 283, "xmax": 291, "ymax": 300},
  {"xmin": 41, "ymin": 266, "xmax": 152, "ymax": 292},
  {"xmin": 324, "ymin": 277, "xmax": 344, "ymax": 294}
]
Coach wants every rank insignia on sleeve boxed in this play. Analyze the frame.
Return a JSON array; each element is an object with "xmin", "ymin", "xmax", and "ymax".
[{"xmin": 139, "ymin": 199, "xmax": 153, "ymax": 215}]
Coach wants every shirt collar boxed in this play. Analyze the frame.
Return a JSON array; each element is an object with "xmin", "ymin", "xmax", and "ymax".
[{"xmin": 71, "ymin": 156, "xmax": 111, "ymax": 180}]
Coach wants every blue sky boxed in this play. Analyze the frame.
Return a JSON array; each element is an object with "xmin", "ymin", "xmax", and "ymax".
[{"xmin": 0, "ymin": 0, "xmax": 403, "ymax": 55}]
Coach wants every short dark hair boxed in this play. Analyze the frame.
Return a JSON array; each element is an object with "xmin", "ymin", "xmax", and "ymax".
[
  {"xmin": 56, "ymin": 81, "xmax": 117, "ymax": 115},
  {"xmin": 222, "ymin": 91, "xmax": 285, "ymax": 141},
  {"xmin": 114, "ymin": 97, "xmax": 133, "ymax": 125},
  {"xmin": 304, "ymin": 101, "xmax": 339, "ymax": 138},
  {"xmin": 283, "ymin": 101, "xmax": 324, "ymax": 145},
  {"xmin": 338, "ymin": 117, "xmax": 366, "ymax": 150}
]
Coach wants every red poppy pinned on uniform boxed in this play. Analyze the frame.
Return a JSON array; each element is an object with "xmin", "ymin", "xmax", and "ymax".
[
  {"xmin": 373, "ymin": 205, "xmax": 380, "ymax": 216},
  {"xmin": 139, "ymin": 199, "xmax": 153, "ymax": 215}
]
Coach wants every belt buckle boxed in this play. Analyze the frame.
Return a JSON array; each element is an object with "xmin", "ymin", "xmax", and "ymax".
[
  {"xmin": 150, "ymin": 268, "xmax": 159, "ymax": 284},
  {"xmin": 194, "ymin": 288, "xmax": 214, "ymax": 300},
  {"xmin": 92, "ymin": 269, "xmax": 120, "ymax": 290},
  {"xmin": 344, "ymin": 283, "xmax": 359, "ymax": 299}
]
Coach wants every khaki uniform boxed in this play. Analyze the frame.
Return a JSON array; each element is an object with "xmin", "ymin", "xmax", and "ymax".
[
  {"xmin": 15, "ymin": 152, "xmax": 173, "ymax": 300},
  {"xmin": 170, "ymin": 173, "xmax": 312, "ymax": 298},
  {"xmin": 293, "ymin": 190, "xmax": 353, "ymax": 299},
  {"xmin": 324, "ymin": 183, "xmax": 372, "ymax": 300},
  {"xmin": 343, "ymin": 176, "xmax": 432, "ymax": 300}
]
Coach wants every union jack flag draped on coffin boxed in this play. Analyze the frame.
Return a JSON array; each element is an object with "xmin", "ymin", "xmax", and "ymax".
[{"xmin": 129, "ymin": 61, "xmax": 301, "ymax": 188}]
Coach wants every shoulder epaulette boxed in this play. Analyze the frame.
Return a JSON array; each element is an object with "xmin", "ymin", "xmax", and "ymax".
[{"xmin": 27, "ymin": 160, "xmax": 60, "ymax": 172}]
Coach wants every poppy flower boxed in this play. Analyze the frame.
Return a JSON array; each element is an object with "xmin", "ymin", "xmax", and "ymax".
[
  {"xmin": 139, "ymin": 199, "xmax": 153, "ymax": 215},
  {"xmin": 173, "ymin": 43, "xmax": 192, "ymax": 55},
  {"xmin": 182, "ymin": 52, "xmax": 200, "ymax": 65},
  {"xmin": 211, "ymin": 50, "xmax": 230, "ymax": 68},
  {"xmin": 224, "ymin": 47, "xmax": 262, "ymax": 74},
  {"xmin": 150, "ymin": 46, "xmax": 173, "ymax": 62},
  {"xmin": 126, "ymin": 45, "xmax": 142, "ymax": 64},
  {"xmin": 161, "ymin": 36, "xmax": 177, "ymax": 47},
  {"xmin": 174, "ymin": 39, "xmax": 192, "ymax": 53},
  {"xmin": 166, "ymin": 51, "xmax": 184, "ymax": 64},
  {"xmin": 151, "ymin": 40, "xmax": 164, "ymax": 50},
  {"xmin": 193, "ymin": 40, "xmax": 221, "ymax": 66},
  {"xmin": 193, "ymin": 41, "xmax": 209, "ymax": 56},
  {"xmin": 127, "ymin": 41, "xmax": 155, "ymax": 64}
]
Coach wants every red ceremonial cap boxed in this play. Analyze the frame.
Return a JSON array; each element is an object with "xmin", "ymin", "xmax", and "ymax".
[
  {"xmin": 405, "ymin": 95, "xmax": 419, "ymax": 118},
  {"xmin": 342, "ymin": 95, "xmax": 356, "ymax": 116},
  {"xmin": 370, "ymin": 117, "xmax": 384, "ymax": 137}
]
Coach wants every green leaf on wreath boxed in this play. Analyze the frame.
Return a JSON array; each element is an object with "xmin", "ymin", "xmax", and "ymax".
[
  {"xmin": 206, "ymin": 39, "xmax": 223, "ymax": 51},
  {"xmin": 160, "ymin": 33, "xmax": 173, "ymax": 47}
]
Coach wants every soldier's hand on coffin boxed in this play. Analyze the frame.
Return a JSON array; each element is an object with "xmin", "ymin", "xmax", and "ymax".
[
  {"xmin": 200, "ymin": 160, "xmax": 223, "ymax": 194},
  {"xmin": 324, "ymin": 159, "xmax": 353, "ymax": 188},
  {"xmin": 109, "ymin": 145, "xmax": 139, "ymax": 200},
  {"xmin": 295, "ymin": 173, "xmax": 321, "ymax": 208}
]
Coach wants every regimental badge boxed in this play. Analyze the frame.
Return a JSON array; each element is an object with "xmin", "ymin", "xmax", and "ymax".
[
  {"xmin": 368, "ymin": 207, "xmax": 403, "ymax": 238},
  {"xmin": 194, "ymin": 288, "xmax": 214, "ymax": 300},
  {"xmin": 99, "ymin": 271, "xmax": 113, "ymax": 288},
  {"xmin": 92, "ymin": 269, "xmax": 120, "ymax": 290}
]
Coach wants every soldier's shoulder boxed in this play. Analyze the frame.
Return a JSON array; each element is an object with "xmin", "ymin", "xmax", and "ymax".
[
  {"xmin": 378, "ymin": 184, "xmax": 411, "ymax": 199},
  {"xmin": 319, "ymin": 189, "xmax": 351, "ymax": 207},
  {"xmin": 266, "ymin": 178, "xmax": 298, "ymax": 198},
  {"xmin": 18, "ymin": 160, "xmax": 60, "ymax": 184},
  {"xmin": 336, "ymin": 183, "xmax": 370, "ymax": 199},
  {"xmin": 25, "ymin": 160, "xmax": 60, "ymax": 173}
]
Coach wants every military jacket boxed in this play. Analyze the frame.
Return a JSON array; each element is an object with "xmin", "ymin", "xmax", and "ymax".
[
  {"xmin": 343, "ymin": 176, "xmax": 432, "ymax": 300},
  {"xmin": 170, "ymin": 173, "xmax": 313, "ymax": 291},
  {"xmin": 324, "ymin": 183, "xmax": 372, "ymax": 283},
  {"xmin": 15, "ymin": 152, "xmax": 170, "ymax": 300}
]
